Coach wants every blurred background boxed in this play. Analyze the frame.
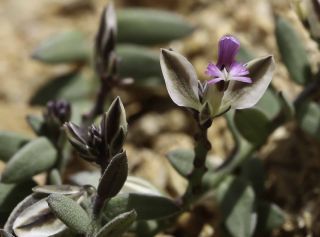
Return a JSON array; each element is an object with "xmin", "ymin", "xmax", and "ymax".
[{"xmin": 1, "ymin": 0, "xmax": 320, "ymax": 236}]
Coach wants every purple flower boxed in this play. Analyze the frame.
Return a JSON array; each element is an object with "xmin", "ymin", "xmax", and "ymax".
[
  {"xmin": 206, "ymin": 36, "xmax": 252, "ymax": 84},
  {"xmin": 160, "ymin": 36, "xmax": 275, "ymax": 122}
]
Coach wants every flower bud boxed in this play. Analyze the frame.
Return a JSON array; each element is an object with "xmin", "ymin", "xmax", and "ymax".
[{"xmin": 95, "ymin": 2, "xmax": 117, "ymax": 77}]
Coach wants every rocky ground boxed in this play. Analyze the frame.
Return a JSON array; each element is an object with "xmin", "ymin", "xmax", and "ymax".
[{"xmin": 1, "ymin": 0, "xmax": 320, "ymax": 236}]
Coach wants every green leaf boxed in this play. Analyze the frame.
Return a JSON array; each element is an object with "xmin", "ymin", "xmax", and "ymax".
[
  {"xmin": 117, "ymin": 8, "xmax": 194, "ymax": 45},
  {"xmin": 241, "ymin": 157, "xmax": 265, "ymax": 196},
  {"xmin": 254, "ymin": 89, "xmax": 281, "ymax": 120},
  {"xmin": 103, "ymin": 193, "xmax": 180, "ymax": 221},
  {"xmin": 256, "ymin": 201, "xmax": 284, "ymax": 233},
  {"xmin": 0, "ymin": 131, "xmax": 30, "ymax": 162},
  {"xmin": 166, "ymin": 149, "xmax": 194, "ymax": 177},
  {"xmin": 9, "ymin": 194, "xmax": 67, "ymax": 237},
  {"xmin": 26, "ymin": 115, "xmax": 44, "ymax": 135},
  {"xmin": 160, "ymin": 49, "xmax": 201, "ymax": 110},
  {"xmin": 97, "ymin": 152, "xmax": 128, "ymax": 200},
  {"xmin": 275, "ymin": 16, "xmax": 311, "ymax": 85},
  {"xmin": 95, "ymin": 210, "xmax": 137, "ymax": 237},
  {"xmin": 120, "ymin": 176, "xmax": 163, "ymax": 196},
  {"xmin": 216, "ymin": 176, "xmax": 256, "ymax": 237},
  {"xmin": 32, "ymin": 31, "xmax": 90, "ymax": 64},
  {"xmin": 296, "ymin": 101, "xmax": 320, "ymax": 141},
  {"xmin": 47, "ymin": 194, "xmax": 90, "ymax": 234},
  {"xmin": 1, "ymin": 137, "xmax": 57, "ymax": 183},
  {"xmin": 117, "ymin": 44, "xmax": 163, "ymax": 87},
  {"xmin": 0, "ymin": 180, "xmax": 36, "ymax": 222},
  {"xmin": 236, "ymin": 45, "xmax": 254, "ymax": 62},
  {"xmin": 29, "ymin": 70, "xmax": 93, "ymax": 106},
  {"xmin": 48, "ymin": 169, "xmax": 62, "ymax": 185},
  {"xmin": 234, "ymin": 108, "xmax": 270, "ymax": 146},
  {"xmin": 222, "ymin": 56, "xmax": 275, "ymax": 111}
]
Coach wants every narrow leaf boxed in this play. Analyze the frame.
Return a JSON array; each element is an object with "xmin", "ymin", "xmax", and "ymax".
[
  {"xmin": 95, "ymin": 210, "xmax": 137, "ymax": 237},
  {"xmin": 166, "ymin": 149, "xmax": 194, "ymax": 177},
  {"xmin": 160, "ymin": 49, "xmax": 201, "ymax": 110},
  {"xmin": 254, "ymin": 89, "xmax": 281, "ymax": 120},
  {"xmin": 47, "ymin": 194, "xmax": 90, "ymax": 234},
  {"xmin": 296, "ymin": 101, "xmax": 320, "ymax": 141},
  {"xmin": 26, "ymin": 115, "xmax": 44, "ymax": 135},
  {"xmin": 1, "ymin": 137, "xmax": 57, "ymax": 183},
  {"xmin": 234, "ymin": 108, "xmax": 270, "ymax": 146},
  {"xmin": 118, "ymin": 8, "xmax": 194, "ymax": 45},
  {"xmin": 275, "ymin": 16, "xmax": 311, "ymax": 85},
  {"xmin": 256, "ymin": 201, "xmax": 285, "ymax": 233},
  {"xmin": 241, "ymin": 157, "xmax": 265, "ymax": 196},
  {"xmin": 103, "ymin": 193, "xmax": 180, "ymax": 220},
  {"xmin": 97, "ymin": 152, "xmax": 128, "ymax": 200},
  {"xmin": 117, "ymin": 44, "xmax": 163, "ymax": 86},
  {"xmin": 48, "ymin": 169, "xmax": 62, "ymax": 185},
  {"xmin": 0, "ymin": 180, "xmax": 36, "ymax": 219},
  {"xmin": 29, "ymin": 70, "xmax": 92, "ymax": 106},
  {"xmin": 216, "ymin": 176, "xmax": 256, "ymax": 237},
  {"xmin": 32, "ymin": 31, "xmax": 90, "ymax": 64},
  {"xmin": 0, "ymin": 131, "xmax": 30, "ymax": 162}
]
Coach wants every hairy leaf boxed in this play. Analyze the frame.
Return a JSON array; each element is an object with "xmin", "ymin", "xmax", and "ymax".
[
  {"xmin": 103, "ymin": 193, "xmax": 180, "ymax": 220},
  {"xmin": 32, "ymin": 31, "xmax": 90, "ymax": 64},
  {"xmin": 275, "ymin": 16, "xmax": 311, "ymax": 85},
  {"xmin": 166, "ymin": 149, "xmax": 194, "ymax": 177},
  {"xmin": 216, "ymin": 176, "xmax": 256, "ymax": 237},
  {"xmin": 118, "ymin": 8, "xmax": 194, "ymax": 45},
  {"xmin": 95, "ymin": 210, "xmax": 136, "ymax": 237},
  {"xmin": 47, "ymin": 194, "xmax": 90, "ymax": 234},
  {"xmin": 234, "ymin": 108, "xmax": 270, "ymax": 146},
  {"xmin": 29, "ymin": 71, "xmax": 92, "ymax": 106},
  {"xmin": 0, "ymin": 131, "xmax": 30, "ymax": 162},
  {"xmin": 1, "ymin": 138, "xmax": 57, "ymax": 183}
]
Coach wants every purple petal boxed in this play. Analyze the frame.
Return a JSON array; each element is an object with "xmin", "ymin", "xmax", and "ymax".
[
  {"xmin": 217, "ymin": 35, "xmax": 240, "ymax": 69},
  {"xmin": 229, "ymin": 62, "xmax": 249, "ymax": 77},
  {"xmin": 207, "ymin": 77, "xmax": 224, "ymax": 84},
  {"xmin": 205, "ymin": 63, "xmax": 223, "ymax": 78}
]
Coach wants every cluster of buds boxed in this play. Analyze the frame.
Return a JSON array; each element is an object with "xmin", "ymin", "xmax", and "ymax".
[
  {"xmin": 64, "ymin": 97, "xmax": 127, "ymax": 168},
  {"xmin": 42, "ymin": 100, "xmax": 71, "ymax": 144},
  {"xmin": 95, "ymin": 2, "xmax": 117, "ymax": 78}
]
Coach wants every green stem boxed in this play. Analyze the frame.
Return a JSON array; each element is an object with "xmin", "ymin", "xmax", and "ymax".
[{"xmin": 182, "ymin": 119, "xmax": 212, "ymax": 207}]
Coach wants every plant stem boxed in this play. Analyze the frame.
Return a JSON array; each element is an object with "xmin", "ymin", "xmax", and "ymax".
[
  {"xmin": 182, "ymin": 119, "xmax": 212, "ymax": 207},
  {"xmin": 294, "ymin": 72, "xmax": 320, "ymax": 107},
  {"xmin": 82, "ymin": 75, "xmax": 112, "ymax": 128}
]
